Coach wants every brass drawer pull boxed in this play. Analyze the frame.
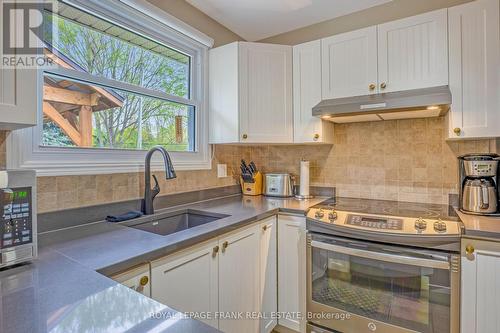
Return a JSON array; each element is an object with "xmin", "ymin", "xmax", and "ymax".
[
  {"xmin": 465, "ymin": 245, "xmax": 475, "ymax": 255},
  {"xmin": 212, "ymin": 245, "xmax": 219, "ymax": 257},
  {"xmin": 222, "ymin": 241, "xmax": 229, "ymax": 252}
]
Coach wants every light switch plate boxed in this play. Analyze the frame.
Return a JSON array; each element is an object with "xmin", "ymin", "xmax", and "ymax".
[{"xmin": 217, "ymin": 164, "xmax": 227, "ymax": 178}]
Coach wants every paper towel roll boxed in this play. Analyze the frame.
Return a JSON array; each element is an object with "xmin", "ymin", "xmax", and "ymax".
[{"xmin": 299, "ymin": 160, "xmax": 310, "ymax": 197}]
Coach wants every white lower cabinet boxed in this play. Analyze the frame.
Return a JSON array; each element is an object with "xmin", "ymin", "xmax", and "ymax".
[
  {"xmin": 151, "ymin": 216, "xmax": 278, "ymax": 333},
  {"xmin": 461, "ymin": 238, "xmax": 500, "ymax": 333},
  {"xmin": 260, "ymin": 217, "xmax": 278, "ymax": 333},
  {"xmin": 277, "ymin": 215, "xmax": 306, "ymax": 332},
  {"xmin": 151, "ymin": 239, "xmax": 219, "ymax": 329},
  {"xmin": 110, "ymin": 263, "xmax": 151, "ymax": 298},
  {"xmin": 219, "ymin": 223, "xmax": 261, "ymax": 333}
]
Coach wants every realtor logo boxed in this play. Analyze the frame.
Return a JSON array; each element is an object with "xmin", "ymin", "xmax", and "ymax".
[{"xmin": 2, "ymin": 0, "xmax": 56, "ymax": 68}]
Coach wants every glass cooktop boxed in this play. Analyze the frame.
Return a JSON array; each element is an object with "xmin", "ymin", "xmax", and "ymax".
[{"xmin": 313, "ymin": 197, "xmax": 459, "ymax": 221}]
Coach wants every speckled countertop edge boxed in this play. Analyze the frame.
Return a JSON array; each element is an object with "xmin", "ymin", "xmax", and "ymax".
[{"xmin": 456, "ymin": 209, "xmax": 500, "ymax": 240}]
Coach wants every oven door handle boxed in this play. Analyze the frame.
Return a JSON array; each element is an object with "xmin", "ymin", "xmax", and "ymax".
[{"xmin": 311, "ymin": 240, "xmax": 450, "ymax": 270}]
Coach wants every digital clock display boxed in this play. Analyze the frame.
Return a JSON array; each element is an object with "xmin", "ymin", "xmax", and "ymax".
[
  {"xmin": 1, "ymin": 189, "xmax": 29, "ymax": 203},
  {"xmin": 6, "ymin": 191, "xmax": 27, "ymax": 200},
  {"xmin": 477, "ymin": 164, "xmax": 490, "ymax": 170},
  {"xmin": 361, "ymin": 217, "xmax": 388, "ymax": 224}
]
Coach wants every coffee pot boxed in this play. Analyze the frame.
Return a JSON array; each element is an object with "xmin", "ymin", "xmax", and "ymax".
[
  {"xmin": 459, "ymin": 154, "xmax": 500, "ymax": 215},
  {"xmin": 462, "ymin": 178, "xmax": 498, "ymax": 214}
]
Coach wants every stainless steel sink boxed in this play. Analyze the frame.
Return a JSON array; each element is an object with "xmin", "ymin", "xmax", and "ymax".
[{"xmin": 125, "ymin": 209, "xmax": 230, "ymax": 236}]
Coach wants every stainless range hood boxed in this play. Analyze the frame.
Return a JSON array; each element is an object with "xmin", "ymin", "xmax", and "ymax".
[{"xmin": 313, "ymin": 85, "xmax": 452, "ymax": 123}]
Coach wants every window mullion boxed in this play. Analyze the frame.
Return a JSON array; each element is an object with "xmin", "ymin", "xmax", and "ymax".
[{"xmin": 44, "ymin": 67, "xmax": 197, "ymax": 107}]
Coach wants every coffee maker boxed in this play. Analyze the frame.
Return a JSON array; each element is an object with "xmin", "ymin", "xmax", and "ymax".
[{"xmin": 459, "ymin": 154, "xmax": 500, "ymax": 215}]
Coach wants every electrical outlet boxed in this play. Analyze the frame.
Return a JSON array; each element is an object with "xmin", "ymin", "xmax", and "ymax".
[{"xmin": 217, "ymin": 164, "xmax": 227, "ymax": 178}]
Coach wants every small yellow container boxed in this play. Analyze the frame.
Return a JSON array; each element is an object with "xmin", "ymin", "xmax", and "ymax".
[{"xmin": 240, "ymin": 172, "xmax": 263, "ymax": 196}]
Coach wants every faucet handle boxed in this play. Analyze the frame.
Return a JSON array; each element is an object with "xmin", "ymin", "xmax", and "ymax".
[{"xmin": 151, "ymin": 175, "xmax": 160, "ymax": 198}]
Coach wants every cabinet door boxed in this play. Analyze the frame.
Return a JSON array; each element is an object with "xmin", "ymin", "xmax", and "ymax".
[
  {"xmin": 378, "ymin": 9, "xmax": 448, "ymax": 93},
  {"xmin": 209, "ymin": 42, "xmax": 240, "ymax": 144},
  {"xmin": 110, "ymin": 263, "xmax": 151, "ymax": 298},
  {"xmin": 219, "ymin": 223, "xmax": 260, "ymax": 333},
  {"xmin": 461, "ymin": 239, "xmax": 500, "ymax": 333},
  {"xmin": 0, "ymin": 1, "xmax": 38, "ymax": 130},
  {"xmin": 278, "ymin": 215, "xmax": 306, "ymax": 332},
  {"xmin": 260, "ymin": 216, "xmax": 277, "ymax": 333},
  {"xmin": 239, "ymin": 42, "xmax": 293, "ymax": 143},
  {"xmin": 150, "ymin": 239, "xmax": 219, "ymax": 329},
  {"xmin": 321, "ymin": 26, "xmax": 378, "ymax": 99},
  {"xmin": 293, "ymin": 40, "xmax": 334, "ymax": 144},
  {"xmin": 448, "ymin": 0, "xmax": 500, "ymax": 139}
]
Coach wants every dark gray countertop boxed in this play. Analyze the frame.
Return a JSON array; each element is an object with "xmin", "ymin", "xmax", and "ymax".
[{"xmin": 0, "ymin": 194, "xmax": 326, "ymax": 333}]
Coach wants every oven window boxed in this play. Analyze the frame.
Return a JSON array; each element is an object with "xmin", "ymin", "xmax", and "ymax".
[{"xmin": 311, "ymin": 245, "xmax": 451, "ymax": 332}]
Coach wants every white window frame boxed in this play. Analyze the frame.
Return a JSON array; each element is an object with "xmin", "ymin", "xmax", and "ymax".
[{"xmin": 7, "ymin": 0, "xmax": 213, "ymax": 176}]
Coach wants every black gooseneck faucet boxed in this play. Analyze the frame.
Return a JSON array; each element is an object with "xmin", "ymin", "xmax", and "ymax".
[{"xmin": 142, "ymin": 146, "xmax": 176, "ymax": 215}]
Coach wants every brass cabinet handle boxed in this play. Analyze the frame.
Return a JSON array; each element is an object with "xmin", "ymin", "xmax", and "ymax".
[
  {"xmin": 262, "ymin": 225, "xmax": 268, "ymax": 231},
  {"xmin": 313, "ymin": 133, "xmax": 320, "ymax": 141},
  {"xmin": 369, "ymin": 83, "xmax": 376, "ymax": 91},
  {"xmin": 212, "ymin": 245, "xmax": 219, "ymax": 257},
  {"xmin": 139, "ymin": 276, "xmax": 149, "ymax": 286},
  {"xmin": 222, "ymin": 241, "xmax": 229, "ymax": 252},
  {"xmin": 453, "ymin": 128, "xmax": 461, "ymax": 136},
  {"xmin": 242, "ymin": 134, "xmax": 248, "ymax": 139},
  {"xmin": 380, "ymin": 82, "xmax": 387, "ymax": 89},
  {"xmin": 465, "ymin": 245, "xmax": 475, "ymax": 255}
]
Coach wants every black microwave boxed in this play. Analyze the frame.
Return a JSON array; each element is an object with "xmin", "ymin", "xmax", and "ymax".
[{"xmin": 0, "ymin": 170, "xmax": 37, "ymax": 268}]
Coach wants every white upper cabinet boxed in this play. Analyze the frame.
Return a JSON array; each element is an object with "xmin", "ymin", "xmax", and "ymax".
[
  {"xmin": 321, "ymin": 26, "xmax": 378, "ymax": 99},
  {"xmin": 377, "ymin": 9, "xmax": 449, "ymax": 93},
  {"xmin": 293, "ymin": 40, "xmax": 334, "ymax": 144},
  {"xmin": 209, "ymin": 42, "xmax": 293, "ymax": 144},
  {"xmin": 448, "ymin": 0, "xmax": 500, "ymax": 139},
  {"xmin": 0, "ymin": 2, "xmax": 38, "ymax": 130}
]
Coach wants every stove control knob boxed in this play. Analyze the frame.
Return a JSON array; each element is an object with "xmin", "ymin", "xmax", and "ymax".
[
  {"xmin": 414, "ymin": 217, "xmax": 427, "ymax": 231},
  {"xmin": 328, "ymin": 211, "xmax": 338, "ymax": 221},
  {"xmin": 434, "ymin": 219, "xmax": 447, "ymax": 232},
  {"xmin": 315, "ymin": 209, "xmax": 325, "ymax": 218}
]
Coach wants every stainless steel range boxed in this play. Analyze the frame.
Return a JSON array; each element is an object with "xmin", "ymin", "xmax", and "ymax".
[{"xmin": 306, "ymin": 198, "xmax": 462, "ymax": 333}]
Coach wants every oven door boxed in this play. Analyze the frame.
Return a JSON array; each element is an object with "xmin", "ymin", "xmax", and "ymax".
[{"xmin": 307, "ymin": 233, "xmax": 459, "ymax": 333}]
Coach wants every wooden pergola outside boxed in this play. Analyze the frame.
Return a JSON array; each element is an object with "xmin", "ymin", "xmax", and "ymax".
[{"xmin": 43, "ymin": 47, "xmax": 124, "ymax": 147}]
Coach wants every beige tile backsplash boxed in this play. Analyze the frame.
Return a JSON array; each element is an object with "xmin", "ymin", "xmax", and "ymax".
[
  {"xmin": 3, "ymin": 117, "xmax": 497, "ymax": 213},
  {"xmin": 216, "ymin": 117, "xmax": 496, "ymax": 205}
]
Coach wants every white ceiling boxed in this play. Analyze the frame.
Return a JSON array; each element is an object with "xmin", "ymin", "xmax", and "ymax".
[{"xmin": 186, "ymin": 0, "xmax": 392, "ymax": 41}]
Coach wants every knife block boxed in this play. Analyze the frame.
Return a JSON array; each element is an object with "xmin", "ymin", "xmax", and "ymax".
[{"xmin": 240, "ymin": 172, "xmax": 263, "ymax": 196}]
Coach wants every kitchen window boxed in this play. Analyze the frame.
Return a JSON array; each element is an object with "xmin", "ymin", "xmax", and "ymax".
[{"xmin": 8, "ymin": 0, "xmax": 212, "ymax": 175}]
